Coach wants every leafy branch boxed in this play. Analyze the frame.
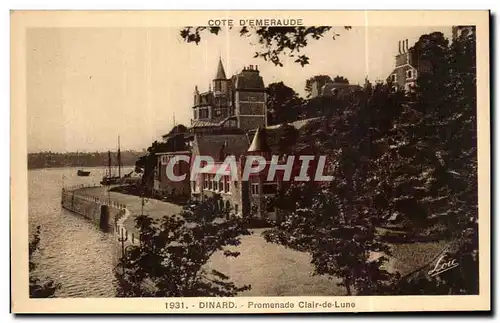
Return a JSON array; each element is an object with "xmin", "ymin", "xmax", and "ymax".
[{"xmin": 180, "ymin": 26, "xmax": 351, "ymax": 67}]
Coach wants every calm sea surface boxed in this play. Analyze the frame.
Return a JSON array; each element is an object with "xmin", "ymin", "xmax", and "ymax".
[{"xmin": 28, "ymin": 166, "xmax": 133, "ymax": 297}]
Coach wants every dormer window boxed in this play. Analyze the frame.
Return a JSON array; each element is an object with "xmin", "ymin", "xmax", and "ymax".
[
  {"xmin": 407, "ymin": 70, "xmax": 413, "ymax": 79},
  {"xmin": 391, "ymin": 74, "xmax": 396, "ymax": 82}
]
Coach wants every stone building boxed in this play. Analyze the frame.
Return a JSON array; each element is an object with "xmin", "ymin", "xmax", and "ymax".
[
  {"xmin": 387, "ymin": 39, "xmax": 432, "ymax": 93},
  {"xmin": 191, "ymin": 58, "xmax": 267, "ymax": 132},
  {"xmin": 190, "ymin": 133, "xmax": 250, "ymax": 216},
  {"xmin": 190, "ymin": 124, "xmax": 331, "ymax": 220},
  {"xmin": 153, "ymin": 151, "xmax": 191, "ymax": 198},
  {"xmin": 154, "ymin": 59, "xmax": 331, "ymax": 218},
  {"xmin": 310, "ymin": 81, "xmax": 362, "ymax": 99}
]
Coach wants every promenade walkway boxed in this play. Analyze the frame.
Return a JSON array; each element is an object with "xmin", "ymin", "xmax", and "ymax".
[
  {"xmin": 71, "ymin": 185, "xmax": 346, "ymax": 296},
  {"xmin": 71, "ymin": 185, "xmax": 447, "ymax": 296},
  {"xmin": 77, "ymin": 186, "xmax": 182, "ymax": 236}
]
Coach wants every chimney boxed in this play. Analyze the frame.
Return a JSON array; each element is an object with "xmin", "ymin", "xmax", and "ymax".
[
  {"xmin": 406, "ymin": 39, "xmax": 409, "ymax": 52},
  {"xmin": 398, "ymin": 41, "xmax": 401, "ymax": 54},
  {"xmin": 255, "ymin": 65, "xmax": 258, "ymax": 71},
  {"xmin": 249, "ymin": 65, "xmax": 253, "ymax": 70}
]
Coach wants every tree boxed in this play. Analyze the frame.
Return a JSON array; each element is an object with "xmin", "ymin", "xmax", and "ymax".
[
  {"xmin": 180, "ymin": 27, "xmax": 351, "ymax": 67},
  {"xmin": 29, "ymin": 226, "xmax": 60, "ymax": 298},
  {"xmin": 277, "ymin": 124, "xmax": 299, "ymax": 155},
  {"xmin": 304, "ymin": 75, "xmax": 332, "ymax": 98},
  {"xmin": 264, "ymin": 82, "xmax": 407, "ymax": 295},
  {"xmin": 264, "ymin": 181, "xmax": 397, "ymax": 295},
  {"xmin": 115, "ymin": 196, "xmax": 252, "ymax": 297},
  {"xmin": 333, "ymin": 75, "xmax": 349, "ymax": 84},
  {"xmin": 396, "ymin": 29, "xmax": 478, "ymax": 295},
  {"xmin": 266, "ymin": 82, "xmax": 304, "ymax": 125}
]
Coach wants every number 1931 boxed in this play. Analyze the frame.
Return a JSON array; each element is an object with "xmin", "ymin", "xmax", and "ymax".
[{"xmin": 165, "ymin": 302, "xmax": 187, "ymax": 309}]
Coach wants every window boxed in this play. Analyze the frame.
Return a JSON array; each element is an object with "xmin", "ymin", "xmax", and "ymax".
[
  {"xmin": 262, "ymin": 182, "xmax": 277, "ymax": 195},
  {"xmin": 405, "ymin": 82, "xmax": 415, "ymax": 93},
  {"xmin": 234, "ymin": 181, "xmax": 238, "ymax": 189},
  {"xmin": 218, "ymin": 178, "xmax": 223, "ymax": 192},
  {"xmin": 224, "ymin": 176, "xmax": 230, "ymax": 193},
  {"xmin": 234, "ymin": 204, "xmax": 239, "ymax": 214},
  {"xmin": 213, "ymin": 176, "xmax": 218, "ymax": 191},
  {"xmin": 391, "ymin": 74, "xmax": 396, "ymax": 82},
  {"xmin": 251, "ymin": 183, "xmax": 260, "ymax": 195},
  {"xmin": 266, "ymin": 199, "xmax": 275, "ymax": 212},
  {"xmin": 406, "ymin": 70, "xmax": 413, "ymax": 79},
  {"xmin": 204, "ymin": 175, "xmax": 208, "ymax": 189},
  {"xmin": 199, "ymin": 108, "xmax": 209, "ymax": 119},
  {"xmin": 208, "ymin": 174, "xmax": 213, "ymax": 190}
]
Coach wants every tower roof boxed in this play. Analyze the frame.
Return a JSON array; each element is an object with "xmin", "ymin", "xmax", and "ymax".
[
  {"xmin": 234, "ymin": 68, "xmax": 265, "ymax": 90},
  {"xmin": 248, "ymin": 127, "xmax": 270, "ymax": 152},
  {"xmin": 215, "ymin": 57, "xmax": 227, "ymax": 80}
]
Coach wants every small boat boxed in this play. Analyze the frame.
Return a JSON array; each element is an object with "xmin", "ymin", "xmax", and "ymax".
[
  {"xmin": 77, "ymin": 169, "xmax": 91, "ymax": 177},
  {"xmin": 76, "ymin": 152, "xmax": 91, "ymax": 176}
]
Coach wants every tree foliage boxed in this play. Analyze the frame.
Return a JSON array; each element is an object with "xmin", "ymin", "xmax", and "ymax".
[
  {"xmin": 266, "ymin": 82, "xmax": 304, "ymax": 125},
  {"xmin": 304, "ymin": 75, "xmax": 332, "ymax": 97},
  {"xmin": 333, "ymin": 75, "xmax": 349, "ymax": 84},
  {"xmin": 264, "ymin": 29, "xmax": 478, "ymax": 295},
  {"xmin": 180, "ymin": 26, "xmax": 351, "ymax": 67},
  {"xmin": 264, "ymin": 82, "xmax": 406, "ymax": 295},
  {"xmin": 29, "ymin": 226, "xmax": 60, "ymax": 298},
  {"xmin": 115, "ymin": 196, "xmax": 252, "ymax": 297},
  {"xmin": 388, "ymin": 29, "xmax": 479, "ymax": 295}
]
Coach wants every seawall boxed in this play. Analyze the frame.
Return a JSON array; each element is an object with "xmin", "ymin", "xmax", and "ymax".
[
  {"xmin": 61, "ymin": 185, "xmax": 127, "ymax": 233},
  {"xmin": 61, "ymin": 185, "xmax": 140, "ymax": 250}
]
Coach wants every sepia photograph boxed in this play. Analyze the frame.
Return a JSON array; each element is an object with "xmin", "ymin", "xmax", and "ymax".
[{"xmin": 10, "ymin": 10, "xmax": 490, "ymax": 313}]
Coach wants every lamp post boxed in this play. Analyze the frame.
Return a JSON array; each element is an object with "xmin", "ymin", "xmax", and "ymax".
[
  {"xmin": 141, "ymin": 193, "xmax": 145, "ymax": 217},
  {"xmin": 117, "ymin": 228, "xmax": 128, "ymax": 276}
]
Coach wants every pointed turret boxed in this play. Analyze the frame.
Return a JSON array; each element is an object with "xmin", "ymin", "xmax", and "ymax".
[
  {"xmin": 248, "ymin": 127, "xmax": 270, "ymax": 153},
  {"xmin": 215, "ymin": 57, "xmax": 227, "ymax": 80}
]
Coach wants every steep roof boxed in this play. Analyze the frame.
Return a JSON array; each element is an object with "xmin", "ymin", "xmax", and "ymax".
[
  {"xmin": 234, "ymin": 70, "xmax": 265, "ymax": 90},
  {"xmin": 193, "ymin": 133, "xmax": 250, "ymax": 161},
  {"xmin": 321, "ymin": 83, "xmax": 362, "ymax": 96},
  {"xmin": 191, "ymin": 118, "xmax": 226, "ymax": 128},
  {"xmin": 215, "ymin": 58, "xmax": 227, "ymax": 80},
  {"xmin": 266, "ymin": 117, "xmax": 323, "ymax": 130},
  {"xmin": 248, "ymin": 127, "xmax": 270, "ymax": 152},
  {"xmin": 191, "ymin": 116, "xmax": 239, "ymax": 129}
]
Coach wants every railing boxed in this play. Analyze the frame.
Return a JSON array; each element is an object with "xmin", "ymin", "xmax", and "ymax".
[
  {"xmin": 60, "ymin": 185, "xmax": 139, "ymax": 257},
  {"xmin": 62, "ymin": 183, "xmax": 100, "ymax": 191},
  {"xmin": 61, "ymin": 190, "xmax": 128, "ymax": 210}
]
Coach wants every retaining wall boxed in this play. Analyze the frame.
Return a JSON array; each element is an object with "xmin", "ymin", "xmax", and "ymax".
[{"xmin": 61, "ymin": 186, "xmax": 126, "ymax": 233}]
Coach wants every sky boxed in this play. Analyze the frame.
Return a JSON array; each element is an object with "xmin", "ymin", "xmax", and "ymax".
[{"xmin": 27, "ymin": 26, "xmax": 452, "ymax": 153}]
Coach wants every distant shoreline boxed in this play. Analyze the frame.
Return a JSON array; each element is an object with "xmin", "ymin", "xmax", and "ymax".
[
  {"xmin": 27, "ymin": 164, "xmax": 137, "ymax": 171},
  {"xmin": 27, "ymin": 151, "xmax": 145, "ymax": 170}
]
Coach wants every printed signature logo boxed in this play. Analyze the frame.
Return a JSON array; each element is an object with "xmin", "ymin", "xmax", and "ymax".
[{"xmin": 428, "ymin": 250, "xmax": 459, "ymax": 277}]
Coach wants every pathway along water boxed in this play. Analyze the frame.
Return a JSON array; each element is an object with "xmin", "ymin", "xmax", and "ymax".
[{"xmin": 28, "ymin": 166, "xmax": 134, "ymax": 297}]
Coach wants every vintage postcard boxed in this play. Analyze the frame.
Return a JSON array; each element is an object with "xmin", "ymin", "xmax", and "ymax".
[{"xmin": 11, "ymin": 10, "xmax": 490, "ymax": 313}]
